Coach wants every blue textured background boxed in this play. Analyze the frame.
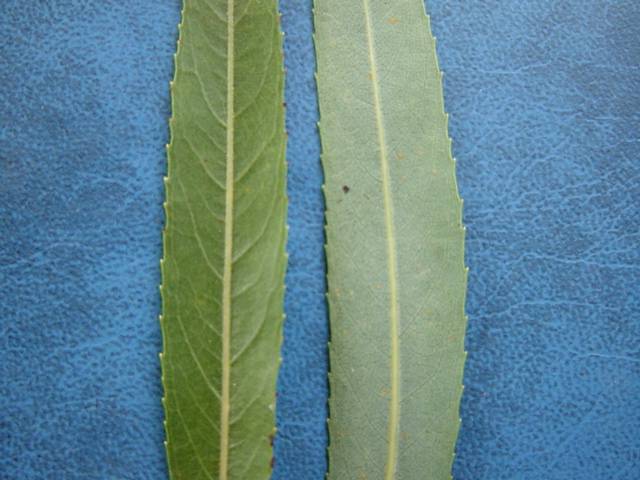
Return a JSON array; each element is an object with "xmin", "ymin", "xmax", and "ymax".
[{"xmin": 1, "ymin": 1, "xmax": 638, "ymax": 479}]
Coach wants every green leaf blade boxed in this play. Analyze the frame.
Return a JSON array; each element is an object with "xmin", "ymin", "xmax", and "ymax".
[
  {"xmin": 161, "ymin": 1, "xmax": 286, "ymax": 479},
  {"xmin": 314, "ymin": 1, "xmax": 467, "ymax": 478}
]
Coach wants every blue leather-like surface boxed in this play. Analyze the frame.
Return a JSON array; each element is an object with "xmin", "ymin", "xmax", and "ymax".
[
  {"xmin": 428, "ymin": 2, "xmax": 640, "ymax": 478},
  {"xmin": 0, "ymin": 2, "xmax": 180, "ymax": 479},
  {"xmin": 1, "ymin": 1, "xmax": 638, "ymax": 479},
  {"xmin": 274, "ymin": 2, "xmax": 328, "ymax": 479}
]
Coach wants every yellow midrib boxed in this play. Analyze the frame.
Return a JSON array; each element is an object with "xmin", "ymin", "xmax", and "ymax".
[
  {"xmin": 219, "ymin": 0, "xmax": 234, "ymax": 479},
  {"xmin": 362, "ymin": 0, "xmax": 401, "ymax": 479}
]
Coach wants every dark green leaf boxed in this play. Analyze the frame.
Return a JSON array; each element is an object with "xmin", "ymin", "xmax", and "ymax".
[{"xmin": 160, "ymin": 1, "xmax": 287, "ymax": 478}]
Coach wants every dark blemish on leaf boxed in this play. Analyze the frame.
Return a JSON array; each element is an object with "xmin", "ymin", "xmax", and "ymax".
[
  {"xmin": 270, "ymin": 457, "xmax": 275, "ymax": 468},
  {"xmin": 269, "ymin": 433, "xmax": 274, "ymax": 446},
  {"xmin": 342, "ymin": 185, "xmax": 350, "ymax": 194}
]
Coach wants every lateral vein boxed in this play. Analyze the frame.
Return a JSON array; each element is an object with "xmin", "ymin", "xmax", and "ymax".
[
  {"xmin": 362, "ymin": 1, "xmax": 401, "ymax": 478},
  {"xmin": 219, "ymin": 1, "xmax": 234, "ymax": 479}
]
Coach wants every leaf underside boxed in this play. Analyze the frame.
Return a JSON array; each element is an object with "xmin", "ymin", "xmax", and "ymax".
[
  {"xmin": 160, "ymin": 1, "xmax": 286, "ymax": 479},
  {"xmin": 315, "ymin": 1, "xmax": 467, "ymax": 478}
]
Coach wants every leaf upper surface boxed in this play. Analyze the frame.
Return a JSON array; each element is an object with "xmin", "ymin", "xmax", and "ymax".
[
  {"xmin": 161, "ymin": 1, "xmax": 287, "ymax": 479},
  {"xmin": 314, "ymin": 1, "xmax": 467, "ymax": 478}
]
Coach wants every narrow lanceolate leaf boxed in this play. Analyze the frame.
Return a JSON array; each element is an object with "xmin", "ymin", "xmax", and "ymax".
[
  {"xmin": 160, "ymin": 1, "xmax": 287, "ymax": 479},
  {"xmin": 315, "ymin": 1, "xmax": 467, "ymax": 478}
]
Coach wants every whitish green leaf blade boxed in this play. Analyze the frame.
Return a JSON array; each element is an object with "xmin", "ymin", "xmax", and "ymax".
[
  {"xmin": 314, "ymin": 1, "xmax": 467, "ymax": 478},
  {"xmin": 160, "ymin": 1, "xmax": 287, "ymax": 479}
]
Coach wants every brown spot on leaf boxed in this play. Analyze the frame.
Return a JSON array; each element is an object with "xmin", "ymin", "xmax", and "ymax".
[
  {"xmin": 342, "ymin": 185, "xmax": 350, "ymax": 193},
  {"xmin": 388, "ymin": 17, "xmax": 400, "ymax": 25}
]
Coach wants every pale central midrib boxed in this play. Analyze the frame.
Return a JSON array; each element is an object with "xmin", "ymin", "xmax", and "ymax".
[
  {"xmin": 219, "ymin": 0, "xmax": 234, "ymax": 479},
  {"xmin": 362, "ymin": 1, "xmax": 401, "ymax": 479}
]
